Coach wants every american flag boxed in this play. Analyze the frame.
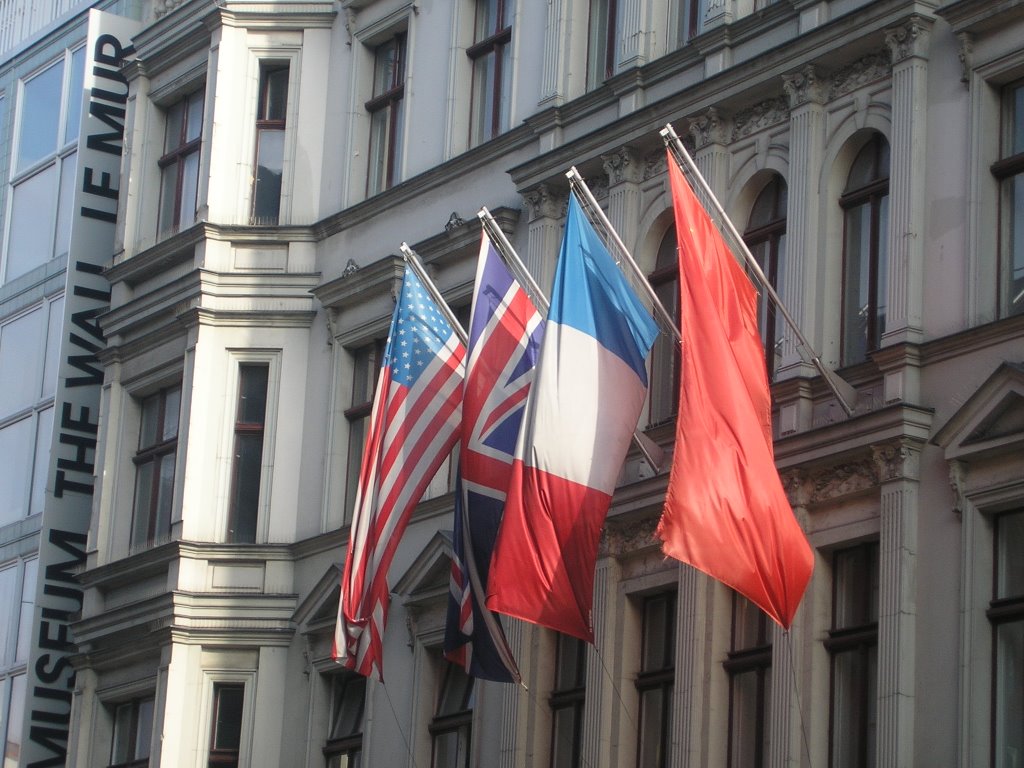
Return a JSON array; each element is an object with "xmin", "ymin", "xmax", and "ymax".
[
  {"xmin": 335, "ymin": 265, "xmax": 466, "ymax": 680},
  {"xmin": 443, "ymin": 234, "xmax": 543, "ymax": 682}
]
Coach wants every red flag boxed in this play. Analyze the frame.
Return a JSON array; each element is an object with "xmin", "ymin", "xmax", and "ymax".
[
  {"xmin": 659, "ymin": 151, "xmax": 813, "ymax": 629},
  {"xmin": 334, "ymin": 266, "xmax": 466, "ymax": 679}
]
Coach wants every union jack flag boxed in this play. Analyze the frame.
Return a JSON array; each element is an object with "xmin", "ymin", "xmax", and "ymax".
[
  {"xmin": 443, "ymin": 233, "xmax": 544, "ymax": 682},
  {"xmin": 335, "ymin": 265, "xmax": 466, "ymax": 680}
]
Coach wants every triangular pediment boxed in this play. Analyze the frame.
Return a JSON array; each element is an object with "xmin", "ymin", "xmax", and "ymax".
[
  {"xmin": 392, "ymin": 530, "xmax": 454, "ymax": 606},
  {"xmin": 294, "ymin": 564, "xmax": 343, "ymax": 633},
  {"xmin": 933, "ymin": 362, "xmax": 1024, "ymax": 460}
]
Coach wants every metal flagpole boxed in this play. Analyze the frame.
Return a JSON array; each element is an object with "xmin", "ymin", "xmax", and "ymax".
[
  {"xmin": 477, "ymin": 208, "xmax": 666, "ymax": 473},
  {"xmin": 660, "ymin": 122, "xmax": 858, "ymax": 416},
  {"xmin": 399, "ymin": 243, "xmax": 469, "ymax": 347}
]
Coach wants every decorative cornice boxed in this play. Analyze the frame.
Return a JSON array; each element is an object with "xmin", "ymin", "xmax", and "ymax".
[
  {"xmin": 884, "ymin": 16, "xmax": 934, "ymax": 64},
  {"xmin": 523, "ymin": 184, "xmax": 568, "ymax": 221},
  {"xmin": 600, "ymin": 515, "xmax": 661, "ymax": 558},
  {"xmin": 643, "ymin": 148, "xmax": 669, "ymax": 180},
  {"xmin": 810, "ymin": 458, "xmax": 879, "ymax": 503},
  {"xmin": 732, "ymin": 96, "xmax": 790, "ymax": 139},
  {"xmin": 782, "ymin": 65, "xmax": 827, "ymax": 108},
  {"xmin": 688, "ymin": 108, "xmax": 731, "ymax": 148},
  {"xmin": 829, "ymin": 51, "xmax": 891, "ymax": 100},
  {"xmin": 948, "ymin": 460, "xmax": 966, "ymax": 516},
  {"xmin": 601, "ymin": 147, "xmax": 645, "ymax": 186}
]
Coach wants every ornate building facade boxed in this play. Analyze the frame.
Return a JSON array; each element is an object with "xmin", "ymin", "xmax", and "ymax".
[{"xmin": 2, "ymin": 0, "xmax": 1021, "ymax": 764}]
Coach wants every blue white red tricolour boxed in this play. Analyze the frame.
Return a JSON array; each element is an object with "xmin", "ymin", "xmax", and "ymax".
[
  {"xmin": 335, "ymin": 266, "xmax": 466, "ymax": 680},
  {"xmin": 486, "ymin": 194, "xmax": 659, "ymax": 642}
]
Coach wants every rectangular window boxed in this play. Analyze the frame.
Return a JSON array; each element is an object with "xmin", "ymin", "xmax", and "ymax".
[
  {"xmin": 990, "ymin": 510, "xmax": 1024, "ymax": 766},
  {"xmin": 251, "ymin": 66, "xmax": 288, "ymax": 225},
  {"xmin": 109, "ymin": 696, "xmax": 155, "ymax": 768},
  {"xmin": 677, "ymin": 0, "xmax": 701, "ymax": 44},
  {"xmin": 5, "ymin": 47, "xmax": 84, "ymax": 283},
  {"xmin": 208, "ymin": 683, "xmax": 245, "ymax": 768},
  {"xmin": 636, "ymin": 592, "xmax": 676, "ymax": 768},
  {"xmin": 131, "ymin": 385, "xmax": 181, "ymax": 549},
  {"xmin": 430, "ymin": 662, "xmax": 474, "ymax": 768},
  {"xmin": 993, "ymin": 82, "xmax": 1024, "ymax": 317},
  {"xmin": 344, "ymin": 342, "xmax": 383, "ymax": 520},
  {"xmin": 158, "ymin": 90, "xmax": 204, "ymax": 236},
  {"xmin": 550, "ymin": 634, "xmax": 586, "ymax": 768},
  {"xmin": 826, "ymin": 542, "xmax": 879, "ymax": 768},
  {"xmin": 324, "ymin": 675, "xmax": 366, "ymax": 768},
  {"xmin": 468, "ymin": 0, "xmax": 512, "ymax": 147},
  {"xmin": 366, "ymin": 34, "xmax": 406, "ymax": 196},
  {"xmin": 3, "ymin": 673, "xmax": 26, "ymax": 765},
  {"xmin": 0, "ymin": 556, "xmax": 37, "ymax": 668},
  {"xmin": 724, "ymin": 593, "xmax": 771, "ymax": 768},
  {"xmin": 586, "ymin": 0, "xmax": 618, "ymax": 88},
  {"xmin": 226, "ymin": 364, "xmax": 269, "ymax": 543}
]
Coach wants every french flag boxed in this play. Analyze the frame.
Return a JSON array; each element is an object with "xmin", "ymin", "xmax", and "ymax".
[{"xmin": 485, "ymin": 194, "xmax": 659, "ymax": 642}]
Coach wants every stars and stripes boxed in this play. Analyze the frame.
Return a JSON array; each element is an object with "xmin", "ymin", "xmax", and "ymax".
[{"xmin": 334, "ymin": 266, "xmax": 466, "ymax": 680}]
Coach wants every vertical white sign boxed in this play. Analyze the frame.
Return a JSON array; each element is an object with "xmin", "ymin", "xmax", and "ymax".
[{"xmin": 19, "ymin": 10, "xmax": 139, "ymax": 767}]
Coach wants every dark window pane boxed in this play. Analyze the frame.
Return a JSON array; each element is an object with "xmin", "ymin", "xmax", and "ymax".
[
  {"xmin": 212, "ymin": 684, "xmax": 244, "ymax": 751},
  {"xmin": 998, "ymin": 512, "xmax": 1024, "ymax": 599},
  {"xmin": 237, "ymin": 365, "xmax": 269, "ymax": 424},
  {"xmin": 259, "ymin": 67, "xmax": 288, "ymax": 121}
]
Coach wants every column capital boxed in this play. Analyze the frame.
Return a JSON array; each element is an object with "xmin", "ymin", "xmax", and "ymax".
[
  {"xmin": 871, "ymin": 437, "xmax": 924, "ymax": 483},
  {"xmin": 688, "ymin": 107, "xmax": 731, "ymax": 149},
  {"xmin": 884, "ymin": 15, "xmax": 934, "ymax": 64},
  {"xmin": 601, "ymin": 146, "xmax": 645, "ymax": 186},
  {"xmin": 782, "ymin": 65, "xmax": 826, "ymax": 108},
  {"xmin": 523, "ymin": 183, "xmax": 568, "ymax": 222}
]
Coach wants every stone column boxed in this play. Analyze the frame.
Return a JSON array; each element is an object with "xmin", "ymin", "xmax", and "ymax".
[
  {"xmin": 674, "ymin": 564, "xmax": 711, "ymax": 768},
  {"xmin": 602, "ymin": 147, "xmax": 645, "ymax": 254},
  {"xmin": 688, "ymin": 109, "xmax": 731, "ymax": 197},
  {"xmin": 498, "ymin": 619, "xmax": 526, "ymax": 768},
  {"xmin": 882, "ymin": 17, "xmax": 932, "ymax": 349},
  {"xmin": 523, "ymin": 184, "xmax": 567, "ymax": 297},
  {"xmin": 872, "ymin": 438, "xmax": 922, "ymax": 768},
  {"xmin": 581, "ymin": 556, "xmax": 624, "ymax": 768}
]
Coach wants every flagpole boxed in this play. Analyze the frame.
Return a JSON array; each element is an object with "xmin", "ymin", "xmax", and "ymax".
[
  {"xmin": 660, "ymin": 122, "xmax": 858, "ymax": 417},
  {"xmin": 477, "ymin": 207, "xmax": 666, "ymax": 473},
  {"xmin": 399, "ymin": 243, "xmax": 469, "ymax": 347},
  {"xmin": 565, "ymin": 168, "xmax": 681, "ymax": 344}
]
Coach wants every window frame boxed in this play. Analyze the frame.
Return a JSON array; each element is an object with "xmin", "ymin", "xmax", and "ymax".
[
  {"xmin": 743, "ymin": 176, "xmax": 788, "ymax": 381},
  {"xmin": 839, "ymin": 134, "xmax": 890, "ymax": 366},
  {"xmin": 108, "ymin": 695, "xmax": 155, "ymax": 768},
  {"xmin": 130, "ymin": 383, "xmax": 181, "ymax": 549},
  {"xmin": 723, "ymin": 593, "xmax": 772, "ymax": 768},
  {"xmin": 323, "ymin": 674, "xmax": 367, "ymax": 767},
  {"xmin": 344, "ymin": 341, "xmax": 384, "ymax": 521},
  {"xmin": 467, "ymin": 0, "xmax": 512, "ymax": 147},
  {"xmin": 429, "ymin": 662, "xmax": 475, "ymax": 768},
  {"xmin": 586, "ymin": 0, "xmax": 618, "ymax": 88},
  {"xmin": 825, "ymin": 542, "xmax": 880, "ymax": 768},
  {"xmin": 157, "ymin": 88, "xmax": 204, "ymax": 236},
  {"xmin": 988, "ymin": 509, "xmax": 1024, "ymax": 767},
  {"xmin": 250, "ymin": 64, "xmax": 289, "ymax": 225},
  {"xmin": 549, "ymin": 633, "xmax": 587, "ymax": 768},
  {"xmin": 225, "ymin": 363, "xmax": 269, "ymax": 543},
  {"xmin": 207, "ymin": 682, "xmax": 245, "ymax": 768},
  {"xmin": 990, "ymin": 80, "xmax": 1024, "ymax": 318},
  {"xmin": 365, "ymin": 33, "xmax": 407, "ymax": 196},
  {"xmin": 647, "ymin": 225, "xmax": 680, "ymax": 425},
  {"xmin": 636, "ymin": 591, "xmax": 677, "ymax": 768}
]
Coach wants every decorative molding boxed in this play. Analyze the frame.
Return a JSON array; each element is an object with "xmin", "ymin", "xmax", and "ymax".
[
  {"xmin": 600, "ymin": 515, "xmax": 660, "ymax": 558},
  {"xmin": 956, "ymin": 32, "xmax": 972, "ymax": 85},
  {"xmin": 601, "ymin": 147, "xmax": 645, "ymax": 186},
  {"xmin": 872, "ymin": 438, "xmax": 922, "ymax": 483},
  {"xmin": 688, "ymin": 108, "xmax": 731, "ymax": 149},
  {"xmin": 809, "ymin": 458, "xmax": 878, "ymax": 503},
  {"xmin": 523, "ymin": 184, "xmax": 568, "ymax": 221},
  {"xmin": 782, "ymin": 65, "xmax": 826, "ymax": 108},
  {"xmin": 884, "ymin": 16, "xmax": 933, "ymax": 64},
  {"xmin": 444, "ymin": 211, "xmax": 466, "ymax": 232},
  {"xmin": 829, "ymin": 51, "xmax": 891, "ymax": 100},
  {"xmin": 948, "ymin": 460, "xmax": 966, "ymax": 517},
  {"xmin": 732, "ymin": 96, "xmax": 790, "ymax": 139},
  {"xmin": 643, "ymin": 148, "xmax": 669, "ymax": 180}
]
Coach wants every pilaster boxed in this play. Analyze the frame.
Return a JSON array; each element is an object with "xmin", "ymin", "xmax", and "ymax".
[
  {"xmin": 871, "ymin": 437, "xmax": 922, "ymax": 768},
  {"xmin": 688, "ymin": 109, "xmax": 731, "ymax": 196},
  {"xmin": 779, "ymin": 66, "xmax": 827, "ymax": 384},
  {"xmin": 523, "ymin": 184, "xmax": 567, "ymax": 296},
  {"xmin": 882, "ymin": 16, "xmax": 933, "ymax": 348},
  {"xmin": 674, "ymin": 564, "xmax": 710, "ymax": 768},
  {"xmin": 498, "ymin": 619, "xmax": 526, "ymax": 768},
  {"xmin": 581, "ymin": 556, "xmax": 623, "ymax": 768},
  {"xmin": 539, "ymin": 0, "xmax": 570, "ymax": 105},
  {"xmin": 601, "ymin": 146, "xmax": 645, "ymax": 252},
  {"xmin": 618, "ymin": 0, "xmax": 650, "ymax": 68}
]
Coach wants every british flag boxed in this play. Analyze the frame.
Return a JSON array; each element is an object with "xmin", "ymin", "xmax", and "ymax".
[
  {"xmin": 335, "ymin": 265, "xmax": 466, "ymax": 680},
  {"xmin": 443, "ymin": 233, "xmax": 544, "ymax": 682}
]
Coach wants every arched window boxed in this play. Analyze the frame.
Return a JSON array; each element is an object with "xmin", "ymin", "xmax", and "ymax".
[
  {"xmin": 648, "ymin": 226, "xmax": 679, "ymax": 424},
  {"xmin": 743, "ymin": 176, "xmax": 788, "ymax": 380},
  {"xmin": 840, "ymin": 134, "xmax": 890, "ymax": 365}
]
